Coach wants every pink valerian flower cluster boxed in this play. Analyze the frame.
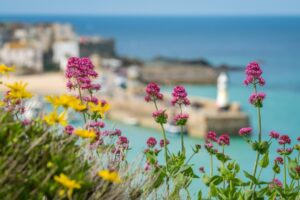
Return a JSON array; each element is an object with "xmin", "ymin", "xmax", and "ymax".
[
  {"xmin": 112, "ymin": 136, "xmax": 130, "ymax": 161},
  {"xmin": 269, "ymin": 131, "xmax": 280, "ymax": 139},
  {"xmin": 206, "ymin": 131, "xmax": 218, "ymax": 143},
  {"xmin": 278, "ymin": 135, "xmax": 291, "ymax": 145},
  {"xmin": 86, "ymin": 121, "xmax": 105, "ymax": 128},
  {"xmin": 269, "ymin": 178, "xmax": 283, "ymax": 189},
  {"xmin": 159, "ymin": 139, "xmax": 170, "ymax": 147},
  {"xmin": 146, "ymin": 137, "xmax": 157, "ymax": 148},
  {"xmin": 218, "ymin": 134, "xmax": 230, "ymax": 146},
  {"xmin": 65, "ymin": 57, "xmax": 100, "ymax": 91},
  {"xmin": 64, "ymin": 125, "xmax": 74, "ymax": 135},
  {"xmin": 274, "ymin": 157, "xmax": 284, "ymax": 165},
  {"xmin": 244, "ymin": 61, "xmax": 265, "ymax": 86},
  {"xmin": 171, "ymin": 86, "xmax": 190, "ymax": 106},
  {"xmin": 239, "ymin": 127, "xmax": 252, "ymax": 136},
  {"xmin": 173, "ymin": 113, "xmax": 189, "ymax": 126},
  {"xmin": 83, "ymin": 96, "xmax": 99, "ymax": 104},
  {"xmin": 144, "ymin": 82, "xmax": 163, "ymax": 102},
  {"xmin": 102, "ymin": 128, "xmax": 122, "ymax": 137},
  {"xmin": 298, "ymin": 137, "xmax": 300, "ymax": 141},
  {"xmin": 277, "ymin": 147, "xmax": 293, "ymax": 156},
  {"xmin": 249, "ymin": 92, "xmax": 266, "ymax": 107},
  {"xmin": 22, "ymin": 119, "xmax": 31, "ymax": 126},
  {"xmin": 152, "ymin": 109, "xmax": 168, "ymax": 124}
]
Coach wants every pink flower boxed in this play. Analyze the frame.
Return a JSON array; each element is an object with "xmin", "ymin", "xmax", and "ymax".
[
  {"xmin": 249, "ymin": 92, "xmax": 266, "ymax": 107},
  {"xmin": 295, "ymin": 166, "xmax": 300, "ymax": 174},
  {"xmin": 239, "ymin": 127, "xmax": 252, "ymax": 136},
  {"xmin": 146, "ymin": 137, "xmax": 157, "ymax": 148},
  {"xmin": 275, "ymin": 157, "xmax": 283, "ymax": 165},
  {"xmin": 277, "ymin": 147, "xmax": 293, "ymax": 155},
  {"xmin": 87, "ymin": 121, "xmax": 105, "ymax": 128},
  {"xmin": 173, "ymin": 113, "xmax": 189, "ymax": 126},
  {"xmin": 297, "ymin": 137, "xmax": 300, "ymax": 142},
  {"xmin": 171, "ymin": 86, "xmax": 190, "ymax": 106},
  {"xmin": 206, "ymin": 131, "xmax": 218, "ymax": 142},
  {"xmin": 22, "ymin": 119, "xmax": 31, "ymax": 126},
  {"xmin": 64, "ymin": 125, "xmax": 74, "ymax": 135},
  {"xmin": 278, "ymin": 135, "xmax": 291, "ymax": 145},
  {"xmin": 269, "ymin": 178, "xmax": 283, "ymax": 188},
  {"xmin": 144, "ymin": 82, "xmax": 163, "ymax": 102},
  {"xmin": 205, "ymin": 142, "xmax": 213, "ymax": 149},
  {"xmin": 65, "ymin": 57, "xmax": 100, "ymax": 91},
  {"xmin": 159, "ymin": 139, "xmax": 170, "ymax": 147},
  {"xmin": 144, "ymin": 162, "xmax": 151, "ymax": 171},
  {"xmin": 199, "ymin": 167, "xmax": 205, "ymax": 173},
  {"xmin": 244, "ymin": 61, "xmax": 265, "ymax": 86},
  {"xmin": 218, "ymin": 134, "xmax": 230, "ymax": 146},
  {"xmin": 152, "ymin": 109, "xmax": 168, "ymax": 124},
  {"xmin": 269, "ymin": 131, "xmax": 280, "ymax": 139},
  {"xmin": 110, "ymin": 129, "xmax": 122, "ymax": 137}
]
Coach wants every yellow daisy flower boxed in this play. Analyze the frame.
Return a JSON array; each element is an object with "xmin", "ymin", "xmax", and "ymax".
[
  {"xmin": 88, "ymin": 102, "xmax": 110, "ymax": 118},
  {"xmin": 73, "ymin": 129, "xmax": 96, "ymax": 139},
  {"xmin": 0, "ymin": 64, "xmax": 15, "ymax": 75},
  {"xmin": 98, "ymin": 170, "xmax": 122, "ymax": 183},
  {"xmin": 69, "ymin": 99, "xmax": 87, "ymax": 112},
  {"xmin": 5, "ymin": 81, "xmax": 33, "ymax": 100},
  {"xmin": 45, "ymin": 94, "xmax": 77, "ymax": 109},
  {"xmin": 54, "ymin": 173, "xmax": 81, "ymax": 199},
  {"xmin": 44, "ymin": 110, "xmax": 67, "ymax": 126}
]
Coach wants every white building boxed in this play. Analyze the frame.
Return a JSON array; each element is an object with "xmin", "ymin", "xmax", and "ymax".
[
  {"xmin": 52, "ymin": 40, "xmax": 79, "ymax": 70},
  {"xmin": 0, "ymin": 41, "xmax": 43, "ymax": 72}
]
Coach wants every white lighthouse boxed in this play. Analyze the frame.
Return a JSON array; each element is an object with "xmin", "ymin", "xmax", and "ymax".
[{"xmin": 217, "ymin": 72, "xmax": 229, "ymax": 110}]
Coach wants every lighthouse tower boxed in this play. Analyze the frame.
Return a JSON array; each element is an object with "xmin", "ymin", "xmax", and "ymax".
[{"xmin": 217, "ymin": 72, "xmax": 229, "ymax": 110}]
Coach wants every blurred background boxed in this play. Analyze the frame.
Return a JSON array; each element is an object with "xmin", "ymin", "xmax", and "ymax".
[{"xmin": 0, "ymin": 0, "xmax": 299, "ymax": 195}]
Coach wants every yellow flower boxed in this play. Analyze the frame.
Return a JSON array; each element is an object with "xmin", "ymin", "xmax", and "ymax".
[
  {"xmin": 54, "ymin": 173, "xmax": 81, "ymax": 199},
  {"xmin": 98, "ymin": 170, "xmax": 122, "ymax": 183},
  {"xmin": 0, "ymin": 64, "xmax": 15, "ymax": 75},
  {"xmin": 44, "ymin": 110, "xmax": 67, "ymax": 126},
  {"xmin": 89, "ymin": 102, "xmax": 110, "ymax": 118},
  {"xmin": 5, "ymin": 81, "xmax": 33, "ymax": 100},
  {"xmin": 0, "ymin": 101, "xmax": 5, "ymax": 107},
  {"xmin": 45, "ymin": 94, "xmax": 77, "ymax": 109},
  {"xmin": 69, "ymin": 99, "xmax": 87, "ymax": 112},
  {"xmin": 73, "ymin": 129, "xmax": 96, "ymax": 139}
]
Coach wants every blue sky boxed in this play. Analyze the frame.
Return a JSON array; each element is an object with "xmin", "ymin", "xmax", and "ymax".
[{"xmin": 0, "ymin": 0, "xmax": 299, "ymax": 15}]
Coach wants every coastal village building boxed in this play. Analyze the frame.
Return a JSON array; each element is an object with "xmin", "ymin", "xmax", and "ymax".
[
  {"xmin": 52, "ymin": 40, "xmax": 79, "ymax": 70},
  {"xmin": 0, "ymin": 23, "xmax": 116, "ymax": 72},
  {"xmin": 79, "ymin": 36, "xmax": 115, "ymax": 58},
  {"xmin": 0, "ymin": 41, "xmax": 43, "ymax": 72}
]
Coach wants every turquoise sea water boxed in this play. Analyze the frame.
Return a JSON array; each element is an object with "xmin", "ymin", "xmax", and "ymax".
[{"xmin": 1, "ymin": 15, "xmax": 300, "ymax": 197}]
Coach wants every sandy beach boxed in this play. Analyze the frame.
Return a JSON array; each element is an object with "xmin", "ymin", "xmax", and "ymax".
[{"xmin": 1, "ymin": 72, "xmax": 74, "ymax": 95}]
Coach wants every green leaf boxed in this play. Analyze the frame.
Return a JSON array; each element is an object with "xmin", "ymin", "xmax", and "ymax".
[
  {"xmin": 243, "ymin": 170, "xmax": 258, "ymax": 184},
  {"xmin": 210, "ymin": 175, "xmax": 223, "ymax": 185},
  {"xmin": 259, "ymin": 152, "xmax": 269, "ymax": 168},
  {"xmin": 288, "ymin": 157, "xmax": 300, "ymax": 180},
  {"xmin": 216, "ymin": 153, "xmax": 231, "ymax": 163},
  {"xmin": 197, "ymin": 190, "xmax": 202, "ymax": 200}
]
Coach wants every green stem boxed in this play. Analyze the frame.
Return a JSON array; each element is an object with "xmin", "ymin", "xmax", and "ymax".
[
  {"xmin": 153, "ymin": 100, "xmax": 169, "ymax": 194},
  {"xmin": 77, "ymin": 86, "xmax": 87, "ymax": 123},
  {"xmin": 222, "ymin": 145, "xmax": 225, "ymax": 189},
  {"xmin": 250, "ymin": 83, "xmax": 262, "ymax": 189},
  {"xmin": 283, "ymin": 145, "xmax": 287, "ymax": 189},
  {"xmin": 179, "ymin": 104, "xmax": 185, "ymax": 156},
  {"xmin": 210, "ymin": 154, "xmax": 213, "ymax": 177},
  {"xmin": 252, "ymin": 167, "xmax": 263, "ymax": 193}
]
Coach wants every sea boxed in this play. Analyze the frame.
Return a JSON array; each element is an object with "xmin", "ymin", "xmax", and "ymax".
[{"xmin": 1, "ymin": 15, "xmax": 300, "ymax": 197}]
